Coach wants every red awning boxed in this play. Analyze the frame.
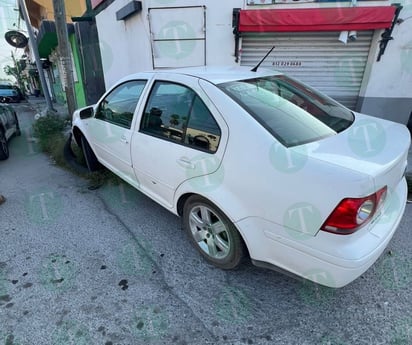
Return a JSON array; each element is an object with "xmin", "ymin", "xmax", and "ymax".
[{"xmin": 238, "ymin": 6, "xmax": 396, "ymax": 32}]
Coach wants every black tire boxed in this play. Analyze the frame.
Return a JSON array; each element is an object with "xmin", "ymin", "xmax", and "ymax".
[
  {"xmin": 80, "ymin": 136, "xmax": 101, "ymax": 172},
  {"xmin": 183, "ymin": 195, "xmax": 246, "ymax": 269},
  {"xmin": 63, "ymin": 134, "xmax": 89, "ymax": 175},
  {"xmin": 0, "ymin": 129, "xmax": 9, "ymax": 160}
]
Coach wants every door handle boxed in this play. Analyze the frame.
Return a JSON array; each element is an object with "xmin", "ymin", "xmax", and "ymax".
[
  {"xmin": 177, "ymin": 157, "xmax": 195, "ymax": 169},
  {"xmin": 120, "ymin": 135, "xmax": 128, "ymax": 144}
]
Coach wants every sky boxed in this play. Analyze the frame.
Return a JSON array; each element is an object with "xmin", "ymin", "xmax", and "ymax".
[{"xmin": 0, "ymin": 0, "xmax": 24, "ymax": 82}]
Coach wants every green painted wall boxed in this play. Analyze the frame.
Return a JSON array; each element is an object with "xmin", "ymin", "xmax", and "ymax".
[
  {"xmin": 70, "ymin": 34, "xmax": 87, "ymax": 108},
  {"xmin": 52, "ymin": 34, "xmax": 87, "ymax": 109}
]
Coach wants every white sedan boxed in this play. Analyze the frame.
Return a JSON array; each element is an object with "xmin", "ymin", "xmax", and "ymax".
[{"xmin": 71, "ymin": 66, "xmax": 409, "ymax": 288}]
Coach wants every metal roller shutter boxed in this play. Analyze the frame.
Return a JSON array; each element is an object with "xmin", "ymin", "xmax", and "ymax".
[{"xmin": 240, "ymin": 31, "xmax": 374, "ymax": 110}]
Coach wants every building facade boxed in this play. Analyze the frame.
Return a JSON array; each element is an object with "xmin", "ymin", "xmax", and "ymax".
[
  {"xmin": 24, "ymin": 0, "xmax": 104, "ymax": 107},
  {"xmin": 91, "ymin": 0, "xmax": 412, "ymax": 124}
]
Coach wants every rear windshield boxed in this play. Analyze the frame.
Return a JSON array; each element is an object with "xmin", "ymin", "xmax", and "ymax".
[{"xmin": 218, "ymin": 75, "xmax": 354, "ymax": 147}]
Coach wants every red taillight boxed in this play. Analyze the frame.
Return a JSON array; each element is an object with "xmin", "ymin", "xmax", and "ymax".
[{"xmin": 321, "ymin": 186, "xmax": 387, "ymax": 235}]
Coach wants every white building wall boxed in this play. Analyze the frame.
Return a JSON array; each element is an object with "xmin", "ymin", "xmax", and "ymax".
[
  {"xmin": 95, "ymin": 0, "xmax": 412, "ymax": 123},
  {"xmin": 202, "ymin": 1, "xmax": 243, "ymax": 66},
  {"xmin": 362, "ymin": 1, "xmax": 412, "ymax": 98},
  {"xmin": 358, "ymin": 0, "xmax": 412, "ymax": 123},
  {"xmin": 96, "ymin": 0, "xmax": 153, "ymax": 88},
  {"xmin": 96, "ymin": 0, "xmax": 244, "ymax": 89}
]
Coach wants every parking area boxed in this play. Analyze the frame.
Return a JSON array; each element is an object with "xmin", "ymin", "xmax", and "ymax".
[{"xmin": 0, "ymin": 102, "xmax": 411, "ymax": 345}]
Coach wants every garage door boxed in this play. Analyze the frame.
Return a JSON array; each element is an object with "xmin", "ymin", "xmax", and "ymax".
[{"xmin": 240, "ymin": 31, "xmax": 374, "ymax": 110}]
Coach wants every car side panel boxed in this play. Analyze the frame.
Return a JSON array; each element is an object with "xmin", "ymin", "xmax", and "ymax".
[
  {"xmin": 0, "ymin": 105, "xmax": 17, "ymax": 140},
  {"xmin": 195, "ymin": 79, "xmax": 374, "ymax": 230},
  {"xmin": 130, "ymin": 74, "xmax": 229, "ymax": 209}
]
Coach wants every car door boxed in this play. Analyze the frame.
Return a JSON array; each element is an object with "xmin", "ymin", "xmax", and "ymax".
[
  {"xmin": 84, "ymin": 79, "xmax": 147, "ymax": 186},
  {"xmin": 131, "ymin": 74, "xmax": 228, "ymax": 208},
  {"xmin": 0, "ymin": 105, "xmax": 16, "ymax": 139},
  {"xmin": 0, "ymin": 105, "xmax": 8, "ymax": 133}
]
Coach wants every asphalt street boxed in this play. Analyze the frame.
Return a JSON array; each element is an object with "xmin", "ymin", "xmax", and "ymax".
[{"xmin": 0, "ymin": 100, "xmax": 411, "ymax": 345}]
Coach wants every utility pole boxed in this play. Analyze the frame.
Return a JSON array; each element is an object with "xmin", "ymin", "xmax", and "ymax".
[
  {"xmin": 52, "ymin": 0, "xmax": 77, "ymax": 116},
  {"xmin": 18, "ymin": 0, "xmax": 54, "ymax": 112}
]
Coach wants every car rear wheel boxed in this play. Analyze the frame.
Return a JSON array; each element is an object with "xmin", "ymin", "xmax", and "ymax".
[
  {"xmin": 81, "ymin": 136, "xmax": 100, "ymax": 172},
  {"xmin": 183, "ymin": 195, "xmax": 246, "ymax": 269},
  {"xmin": 0, "ymin": 129, "xmax": 9, "ymax": 160}
]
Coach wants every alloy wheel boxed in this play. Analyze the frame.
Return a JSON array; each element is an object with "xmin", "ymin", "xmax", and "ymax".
[{"xmin": 188, "ymin": 205, "xmax": 231, "ymax": 260}]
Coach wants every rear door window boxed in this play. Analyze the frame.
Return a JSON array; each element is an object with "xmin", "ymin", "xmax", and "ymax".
[{"xmin": 140, "ymin": 81, "xmax": 221, "ymax": 153}]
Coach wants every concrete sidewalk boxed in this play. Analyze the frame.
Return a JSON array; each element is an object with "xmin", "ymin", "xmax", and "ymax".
[{"xmin": 25, "ymin": 96, "xmax": 69, "ymax": 118}]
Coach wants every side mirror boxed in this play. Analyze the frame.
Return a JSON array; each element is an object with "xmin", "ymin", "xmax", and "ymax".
[{"xmin": 79, "ymin": 106, "xmax": 94, "ymax": 119}]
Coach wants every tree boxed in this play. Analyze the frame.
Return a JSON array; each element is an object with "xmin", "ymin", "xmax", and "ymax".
[{"xmin": 3, "ymin": 58, "xmax": 28, "ymax": 96}]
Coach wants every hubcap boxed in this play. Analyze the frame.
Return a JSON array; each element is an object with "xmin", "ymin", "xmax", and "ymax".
[{"xmin": 189, "ymin": 205, "xmax": 230, "ymax": 259}]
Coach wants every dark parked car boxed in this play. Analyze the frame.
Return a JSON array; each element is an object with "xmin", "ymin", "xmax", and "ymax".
[
  {"xmin": 0, "ymin": 84, "xmax": 24, "ymax": 102},
  {"xmin": 0, "ymin": 97, "xmax": 21, "ymax": 160}
]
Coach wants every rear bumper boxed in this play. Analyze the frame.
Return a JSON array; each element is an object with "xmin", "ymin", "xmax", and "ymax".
[{"xmin": 236, "ymin": 177, "xmax": 407, "ymax": 288}]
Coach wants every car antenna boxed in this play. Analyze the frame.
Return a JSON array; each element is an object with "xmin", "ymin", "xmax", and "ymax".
[{"xmin": 250, "ymin": 46, "xmax": 275, "ymax": 72}]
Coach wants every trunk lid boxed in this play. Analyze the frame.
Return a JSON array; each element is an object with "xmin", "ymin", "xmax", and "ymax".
[{"xmin": 304, "ymin": 112, "xmax": 410, "ymax": 193}]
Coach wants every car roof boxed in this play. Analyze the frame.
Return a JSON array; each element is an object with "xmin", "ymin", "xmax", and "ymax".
[{"xmin": 127, "ymin": 66, "xmax": 282, "ymax": 85}]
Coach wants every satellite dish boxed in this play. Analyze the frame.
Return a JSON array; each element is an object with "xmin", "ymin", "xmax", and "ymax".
[{"xmin": 5, "ymin": 30, "xmax": 28, "ymax": 48}]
